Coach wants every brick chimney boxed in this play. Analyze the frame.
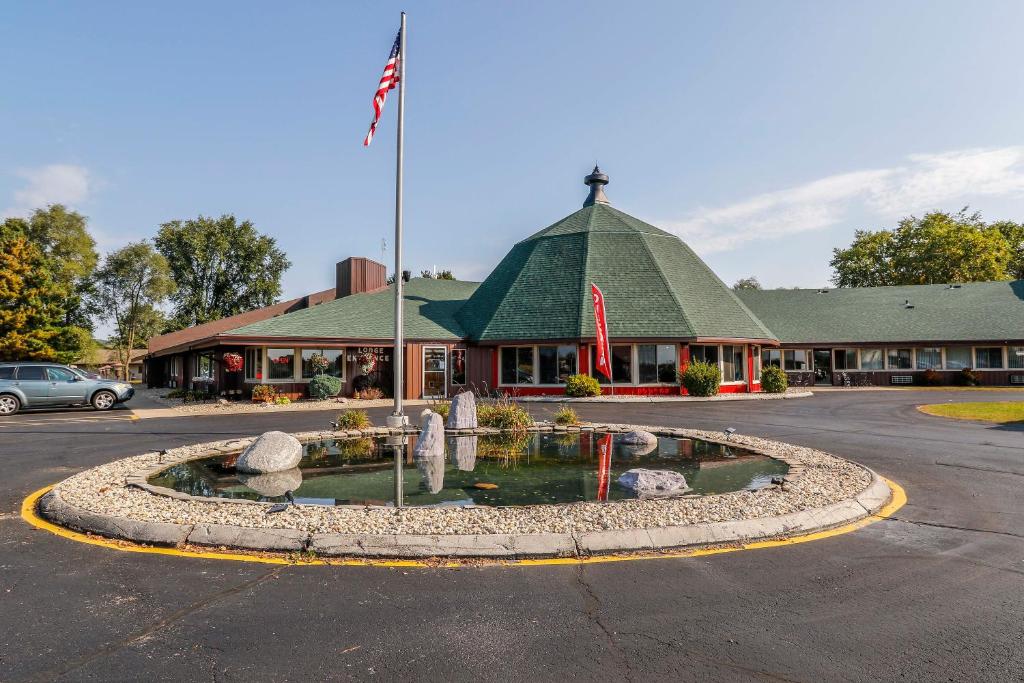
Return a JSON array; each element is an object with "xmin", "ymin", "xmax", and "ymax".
[{"xmin": 336, "ymin": 257, "xmax": 387, "ymax": 298}]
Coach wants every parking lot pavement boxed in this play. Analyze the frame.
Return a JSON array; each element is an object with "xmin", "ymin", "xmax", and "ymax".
[{"xmin": 0, "ymin": 407, "xmax": 137, "ymax": 428}]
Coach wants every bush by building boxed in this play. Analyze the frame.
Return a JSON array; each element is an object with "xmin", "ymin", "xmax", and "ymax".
[
  {"xmin": 308, "ymin": 375, "xmax": 342, "ymax": 399},
  {"xmin": 564, "ymin": 373, "xmax": 601, "ymax": 397},
  {"xmin": 680, "ymin": 359, "xmax": 721, "ymax": 397},
  {"xmin": 760, "ymin": 365, "xmax": 788, "ymax": 393}
]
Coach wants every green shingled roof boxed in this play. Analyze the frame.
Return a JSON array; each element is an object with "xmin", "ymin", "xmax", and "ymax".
[
  {"xmin": 455, "ymin": 203, "xmax": 776, "ymax": 342},
  {"xmin": 225, "ymin": 278, "xmax": 479, "ymax": 340},
  {"xmin": 737, "ymin": 281, "xmax": 1024, "ymax": 344}
]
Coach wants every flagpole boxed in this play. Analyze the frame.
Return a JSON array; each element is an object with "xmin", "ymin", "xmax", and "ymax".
[{"xmin": 388, "ymin": 11, "xmax": 408, "ymax": 428}]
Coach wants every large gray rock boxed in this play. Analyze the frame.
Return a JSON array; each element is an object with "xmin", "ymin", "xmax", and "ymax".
[
  {"xmin": 450, "ymin": 435, "xmax": 477, "ymax": 472},
  {"xmin": 617, "ymin": 468, "xmax": 690, "ymax": 497},
  {"xmin": 238, "ymin": 468, "xmax": 303, "ymax": 497},
  {"xmin": 446, "ymin": 391, "xmax": 478, "ymax": 430},
  {"xmin": 236, "ymin": 431, "xmax": 303, "ymax": 473},
  {"xmin": 620, "ymin": 430, "xmax": 657, "ymax": 446},
  {"xmin": 414, "ymin": 411, "xmax": 445, "ymax": 458}
]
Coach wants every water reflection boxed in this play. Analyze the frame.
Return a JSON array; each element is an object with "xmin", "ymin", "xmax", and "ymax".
[{"xmin": 149, "ymin": 432, "xmax": 788, "ymax": 508}]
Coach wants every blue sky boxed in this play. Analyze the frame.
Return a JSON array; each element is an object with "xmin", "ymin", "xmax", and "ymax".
[{"xmin": 4, "ymin": 1, "xmax": 1024, "ymax": 311}]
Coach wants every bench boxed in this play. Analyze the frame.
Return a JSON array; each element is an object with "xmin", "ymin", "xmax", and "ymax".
[{"xmin": 890, "ymin": 375, "xmax": 913, "ymax": 385}]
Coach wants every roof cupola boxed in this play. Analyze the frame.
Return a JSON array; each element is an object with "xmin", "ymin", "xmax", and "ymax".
[{"xmin": 583, "ymin": 165, "xmax": 610, "ymax": 206}]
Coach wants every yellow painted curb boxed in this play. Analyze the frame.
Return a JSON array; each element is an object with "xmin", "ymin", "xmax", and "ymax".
[{"xmin": 20, "ymin": 479, "xmax": 907, "ymax": 568}]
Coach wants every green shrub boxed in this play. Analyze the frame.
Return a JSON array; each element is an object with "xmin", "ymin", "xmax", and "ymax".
[
  {"xmin": 760, "ymin": 365, "xmax": 788, "ymax": 393},
  {"xmin": 274, "ymin": 395, "xmax": 291, "ymax": 405},
  {"xmin": 564, "ymin": 373, "xmax": 601, "ymax": 397},
  {"xmin": 553, "ymin": 404, "xmax": 579, "ymax": 426},
  {"xmin": 431, "ymin": 401, "xmax": 451, "ymax": 420},
  {"xmin": 680, "ymin": 359, "xmax": 721, "ymax": 397},
  {"xmin": 308, "ymin": 375, "xmax": 342, "ymax": 400},
  {"xmin": 918, "ymin": 369, "xmax": 943, "ymax": 386},
  {"xmin": 477, "ymin": 395, "xmax": 532, "ymax": 432},
  {"xmin": 953, "ymin": 368, "xmax": 979, "ymax": 386},
  {"xmin": 335, "ymin": 409, "xmax": 371, "ymax": 430}
]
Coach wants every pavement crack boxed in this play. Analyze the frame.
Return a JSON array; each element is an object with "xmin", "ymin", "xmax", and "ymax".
[
  {"xmin": 619, "ymin": 632, "xmax": 804, "ymax": 682},
  {"xmin": 22, "ymin": 566, "xmax": 286, "ymax": 683},
  {"xmin": 887, "ymin": 516, "xmax": 1024, "ymax": 540},
  {"xmin": 934, "ymin": 461, "xmax": 1024, "ymax": 477},
  {"xmin": 574, "ymin": 565, "xmax": 634, "ymax": 682}
]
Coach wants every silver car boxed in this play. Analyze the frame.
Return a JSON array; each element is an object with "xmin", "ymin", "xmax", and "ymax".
[{"xmin": 0, "ymin": 362, "xmax": 135, "ymax": 415}]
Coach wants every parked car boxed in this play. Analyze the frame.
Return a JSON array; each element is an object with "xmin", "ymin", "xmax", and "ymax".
[{"xmin": 0, "ymin": 362, "xmax": 135, "ymax": 415}]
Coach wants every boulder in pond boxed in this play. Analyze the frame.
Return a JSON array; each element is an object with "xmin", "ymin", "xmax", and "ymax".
[
  {"xmin": 446, "ymin": 391, "xmax": 478, "ymax": 430},
  {"xmin": 619, "ymin": 430, "xmax": 657, "ymax": 446},
  {"xmin": 416, "ymin": 452, "xmax": 446, "ymax": 494},
  {"xmin": 238, "ymin": 468, "xmax": 303, "ymax": 497},
  {"xmin": 450, "ymin": 435, "xmax": 477, "ymax": 472},
  {"xmin": 414, "ymin": 411, "xmax": 445, "ymax": 458},
  {"xmin": 617, "ymin": 468, "xmax": 690, "ymax": 497},
  {"xmin": 236, "ymin": 431, "xmax": 303, "ymax": 473}
]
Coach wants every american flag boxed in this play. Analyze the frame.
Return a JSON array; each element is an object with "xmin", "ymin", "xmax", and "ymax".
[{"xmin": 363, "ymin": 31, "xmax": 401, "ymax": 147}]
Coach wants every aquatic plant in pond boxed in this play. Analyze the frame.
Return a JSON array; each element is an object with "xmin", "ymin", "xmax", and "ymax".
[{"xmin": 150, "ymin": 432, "xmax": 788, "ymax": 508}]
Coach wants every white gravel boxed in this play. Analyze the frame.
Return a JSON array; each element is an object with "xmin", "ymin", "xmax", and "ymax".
[{"xmin": 52, "ymin": 424, "xmax": 870, "ymax": 536}]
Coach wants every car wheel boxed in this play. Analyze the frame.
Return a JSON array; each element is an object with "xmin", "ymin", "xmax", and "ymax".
[
  {"xmin": 92, "ymin": 390, "xmax": 116, "ymax": 411},
  {"xmin": 0, "ymin": 394, "xmax": 20, "ymax": 416}
]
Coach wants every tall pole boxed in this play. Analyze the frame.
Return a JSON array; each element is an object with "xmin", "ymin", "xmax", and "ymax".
[{"xmin": 388, "ymin": 12, "xmax": 408, "ymax": 428}]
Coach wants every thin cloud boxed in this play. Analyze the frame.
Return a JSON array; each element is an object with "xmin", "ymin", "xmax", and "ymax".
[
  {"xmin": 666, "ymin": 146, "xmax": 1024, "ymax": 254},
  {"xmin": 4, "ymin": 163, "xmax": 92, "ymax": 217}
]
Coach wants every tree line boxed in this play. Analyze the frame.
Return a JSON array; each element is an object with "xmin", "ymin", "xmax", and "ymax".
[{"xmin": 733, "ymin": 209, "xmax": 1024, "ymax": 291}]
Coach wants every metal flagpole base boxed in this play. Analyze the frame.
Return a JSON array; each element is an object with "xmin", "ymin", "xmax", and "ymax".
[{"xmin": 386, "ymin": 413, "xmax": 409, "ymax": 428}]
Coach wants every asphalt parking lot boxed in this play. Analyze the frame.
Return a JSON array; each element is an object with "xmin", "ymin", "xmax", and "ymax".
[{"xmin": 1, "ymin": 390, "xmax": 1022, "ymax": 681}]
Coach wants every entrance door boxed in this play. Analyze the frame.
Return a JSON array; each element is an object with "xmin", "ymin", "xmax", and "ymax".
[
  {"xmin": 422, "ymin": 347, "xmax": 447, "ymax": 399},
  {"xmin": 813, "ymin": 348, "xmax": 833, "ymax": 385}
]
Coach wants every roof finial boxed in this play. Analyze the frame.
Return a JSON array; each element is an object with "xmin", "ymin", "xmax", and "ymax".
[{"xmin": 583, "ymin": 165, "xmax": 610, "ymax": 207}]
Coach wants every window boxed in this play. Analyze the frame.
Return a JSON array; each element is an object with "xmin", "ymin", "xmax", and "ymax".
[
  {"xmin": 860, "ymin": 348, "xmax": 883, "ymax": 370},
  {"xmin": 0, "ymin": 367, "xmax": 14, "ymax": 380},
  {"xmin": 539, "ymin": 345, "xmax": 577, "ymax": 384},
  {"xmin": 690, "ymin": 345, "xmax": 719, "ymax": 365},
  {"xmin": 450, "ymin": 349, "xmax": 467, "ymax": 384},
  {"xmin": 170, "ymin": 357, "xmax": 181, "ymax": 377},
  {"xmin": 1010, "ymin": 346, "xmax": 1024, "ymax": 370},
  {"xmin": 17, "ymin": 366, "xmax": 47, "ymax": 380},
  {"xmin": 637, "ymin": 344, "xmax": 677, "ymax": 383},
  {"xmin": 501, "ymin": 347, "xmax": 534, "ymax": 384},
  {"xmin": 301, "ymin": 348, "xmax": 343, "ymax": 378},
  {"xmin": 47, "ymin": 367, "xmax": 76, "ymax": 382},
  {"xmin": 783, "ymin": 350, "xmax": 808, "ymax": 371},
  {"xmin": 244, "ymin": 348, "xmax": 263, "ymax": 381},
  {"xmin": 761, "ymin": 348, "xmax": 782, "ymax": 368},
  {"xmin": 722, "ymin": 345, "xmax": 745, "ymax": 382},
  {"xmin": 267, "ymin": 348, "xmax": 295, "ymax": 380},
  {"xmin": 752, "ymin": 346, "xmax": 761, "ymax": 381},
  {"xmin": 196, "ymin": 354, "xmax": 214, "ymax": 379},
  {"xmin": 591, "ymin": 345, "xmax": 632, "ymax": 384},
  {"xmin": 975, "ymin": 347, "xmax": 1003, "ymax": 369},
  {"xmin": 944, "ymin": 346, "xmax": 972, "ymax": 370},
  {"xmin": 834, "ymin": 349, "xmax": 858, "ymax": 370},
  {"xmin": 916, "ymin": 348, "xmax": 942, "ymax": 370},
  {"xmin": 887, "ymin": 348, "xmax": 912, "ymax": 370}
]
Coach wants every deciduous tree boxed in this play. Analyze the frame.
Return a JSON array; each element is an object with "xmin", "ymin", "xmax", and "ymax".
[{"xmin": 732, "ymin": 276, "xmax": 762, "ymax": 290}]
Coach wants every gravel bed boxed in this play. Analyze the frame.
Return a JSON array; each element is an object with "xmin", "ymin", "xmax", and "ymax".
[{"xmin": 50, "ymin": 425, "xmax": 871, "ymax": 536}]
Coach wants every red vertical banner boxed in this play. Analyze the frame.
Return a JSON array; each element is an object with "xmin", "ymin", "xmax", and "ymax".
[
  {"xmin": 596, "ymin": 433, "xmax": 613, "ymax": 502},
  {"xmin": 591, "ymin": 283, "xmax": 612, "ymax": 381}
]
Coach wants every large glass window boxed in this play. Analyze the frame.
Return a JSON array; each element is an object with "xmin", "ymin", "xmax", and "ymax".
[
  {"xmin": 916, "ymin": 348, "xmax": 942, "ymax": 370},
  {"xmin": 197, "ymin": 354, "xmax": 214, "ymax": 379},
  {"xmin": 637, "ymin": 344, "xmax": 677, "ymax": 383},
  {"xmin": 752, "ymin": 346, "xmax": 761, "ymax": 381},
  {"xmin": 783, "ymin": 350, "xmax": 808, "ymax": 371},
  {"xmin": 301, "ymin": 348, "xmax": 343, "ymax": 378},
  {"xmin": 591, "ymin": 345, "xmax": 632, "ymax": 384},
  {"xmin": 1009, "ymin": 346, "xmax": 1024, "ymax": 370},
  {"xmin": 450, "ymin": 349, "xmax": 467, "ymax": 384},
  {"xmin": 722, "ymin": 345, "xmax": 745, "ymax": 382},
  {"xmin": 690, "ymin": 345, "xmax": 719, "ymax": 365},
  {"xmin": 975, "ymin": 347, "xmax": 1004, "ymax": 369},
  {"xmin": 501, "ymin": 347, "xmax": 534, "ymax": 384},
  {"xmin": 244, "ymin": 348, "xmax": 263, "ymax": 381},
  {"xmin": 761, "ymin": 348, "xmax": 782, "ymax": 368},
  {"xmin": 539, "ymin": 345, "xmax": 577, "ymax": 384},
  {"xmin": 267, "ymin": 348, "xmax": 295, "ymax": 380},
  {"xmin": 860, "ymin": 348, "xmax": 883, "ymax": 370},
  {"xmin": 887, "ymin": 348, "xmax": 912, "ymax": 370},
  {"xmin": 944, "ymin": 346, "xmax": 972, "ymax": 370},
  {"xmin": 834, "ymin": 349, "xmax": 858, "ymax": 370}
]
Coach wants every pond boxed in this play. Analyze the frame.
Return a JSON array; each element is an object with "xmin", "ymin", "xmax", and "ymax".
[{"xmin": 149, "ymin": 432, "xmax": 788, "ymax": 508}]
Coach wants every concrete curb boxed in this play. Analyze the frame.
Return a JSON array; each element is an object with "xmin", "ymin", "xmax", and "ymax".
[
  {"xmin": 518, "ymin": 391, "xmax": 814, "ymax": 403},
  {"xmin": 37, "ymin": 471, "xmax": 892, "ymax": 559}
]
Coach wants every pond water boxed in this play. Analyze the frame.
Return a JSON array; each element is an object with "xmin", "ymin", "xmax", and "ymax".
[{"xmin": 149, "ymin": 432, "xmax": 788, "ymax": 508}]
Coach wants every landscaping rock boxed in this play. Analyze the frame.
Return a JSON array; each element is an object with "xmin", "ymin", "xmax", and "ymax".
[
  {"xmin": 617, "ymin": 468, "xmax": 690, "ymax": 497},
  {"xmin": 450, "ymin": 435, "xmax": 477, "ymax": 471},
  {"xmin": 236, "ymin": 431, "xmax": 303, "ymax": 473},
  {"xmin": 238, "ymin": 468, "xmax": 303, "ymax": 497},
  {"xmin": 414, "ymin": 411, "xmax": 445, "ymax": 458},
  {"xmin": 620, "ymin": 430, "xmax": 657, "ymax": 446},
  {"xmin": 446, "ymin": 391, "xmax": 478, "ymax": 430}
]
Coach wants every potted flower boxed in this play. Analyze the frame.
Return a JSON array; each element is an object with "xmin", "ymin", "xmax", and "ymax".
[{"xmin": 307, "ymin": 353, "xmax": 330, "ymax": 376}]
